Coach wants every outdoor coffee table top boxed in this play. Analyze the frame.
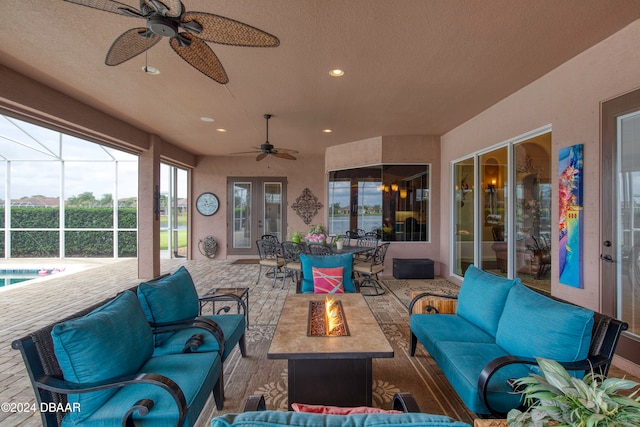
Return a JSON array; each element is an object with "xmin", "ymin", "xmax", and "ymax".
[{"xmin": 267, "ymin": 293, "xmax": 393, "ymax": 360}]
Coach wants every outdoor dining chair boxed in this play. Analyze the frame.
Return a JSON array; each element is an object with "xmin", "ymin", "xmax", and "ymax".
[
  {"xmin": 256, "ymin": 239, "xmax": 284, "ymax": 287},
  {"xmin": 260, "ymin": 234, "xmax": 280, "ymax": 243},
  {"xmin": 353, "ymin": 242, "xmax": 390, "ymax": 296},
  {"xmin": 308, "ymin": 243, "xmax": 333, "ymax": 255},
  {"xmin": 281, "ymin": 241, "xmax": 307, "ymax": 288},
  {"xmin": 354, "ymin": 235, "xmax": 378, "ymax": 262}
]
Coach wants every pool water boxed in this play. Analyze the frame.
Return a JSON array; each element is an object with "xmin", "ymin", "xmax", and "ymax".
[{"xmin": 0, "ymin": 269, "xmax": 52, "ymax": 287}]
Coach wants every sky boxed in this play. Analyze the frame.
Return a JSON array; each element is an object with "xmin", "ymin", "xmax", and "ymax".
[{"xmin": 0, "ymin": 114, "xmax": 139, "ymax": 200}]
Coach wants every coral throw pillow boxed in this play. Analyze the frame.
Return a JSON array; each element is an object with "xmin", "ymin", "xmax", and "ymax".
[
  {"xmin": 291, "ymin": 402, "xmax": 402, "ymax": 415},
  {"xmin": 312, "ymin": 266, "xmax": 344, "ymax": 294}
]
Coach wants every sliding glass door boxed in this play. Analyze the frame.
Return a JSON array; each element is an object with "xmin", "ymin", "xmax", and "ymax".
[{"xmin": 452, "ymin": 129, "xmax": 551, "ymax": 291}]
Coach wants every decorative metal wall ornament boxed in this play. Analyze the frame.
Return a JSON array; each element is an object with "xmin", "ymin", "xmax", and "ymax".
[{"xmin": 292, "ymin": 188, "xmax": 323, "ymax": 225}]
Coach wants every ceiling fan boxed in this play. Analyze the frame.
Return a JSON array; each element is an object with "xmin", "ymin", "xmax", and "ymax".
[
  {"xmin": 62, "ymin": 0, "xmax": 280, "ymax": 84},
  {"xmin": 231, "ymin": 114, "xmax": 298, "ymax": 161}
]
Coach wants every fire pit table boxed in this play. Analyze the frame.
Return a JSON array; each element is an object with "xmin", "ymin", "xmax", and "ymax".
[{"xmin": 268, "ymin": 293, "xmax": 394, "ymax": 408}]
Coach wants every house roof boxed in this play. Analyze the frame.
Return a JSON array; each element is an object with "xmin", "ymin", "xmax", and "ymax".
[{"xmin": 1, "ymin": 1, "xmax": 638, "ymax": 158}]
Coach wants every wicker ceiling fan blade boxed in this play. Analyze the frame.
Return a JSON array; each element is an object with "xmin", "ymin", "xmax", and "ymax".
[
  {"xmin": 230, "ymin": 151, "xmax": 261, "ymax": 155},
  {"xmin": 63, "ymin": 0, "xmax": 143, "ymax": 17},
  {"xmin": 170, "ymin": 33, "xmax": 229, "ymax": 84},
  {"xmin": 105, "ymin": 28, "xmax": 161, "ymax": 66},
  {"xmin": 273, "ymin": 152, "xmax": 296, "ymax": 160},
  {"xmin": 143, "ymin": 0, "xmax": 182, "ymax": 17},
  {"xmin": 273, "ymin": 147, "xmax": 298, "ymax": 154},
  {"xmin": 181, "ymin": 12, "xmax": 280, "ymax": 47},
  {"xmin": 256, "ymin": 153, "xmax": 269, "ymax": 161}
]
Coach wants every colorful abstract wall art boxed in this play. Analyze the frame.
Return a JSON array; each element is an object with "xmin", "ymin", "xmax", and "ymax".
[{"xmin": 558, "ymin": 144, "xmax": 584, "ymax": 288}]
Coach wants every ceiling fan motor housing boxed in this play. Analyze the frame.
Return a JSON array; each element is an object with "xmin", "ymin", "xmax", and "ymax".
[
  {"xmin": 147, "ymin": 16, "xmax": 179, "ymax": 37},
  {"xmin": 261, "ymin": 143, "xmax": 275, "ymax": 153}
]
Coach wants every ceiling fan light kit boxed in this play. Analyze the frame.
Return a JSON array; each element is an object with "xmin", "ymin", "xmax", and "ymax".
[{"xmin": 63, "ymin": 0, "xmax": 280, "ymax": 84}]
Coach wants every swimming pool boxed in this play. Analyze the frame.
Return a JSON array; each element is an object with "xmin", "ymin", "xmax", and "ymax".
[{"xmin": 0, "ymin": 269, "xmax": 53, "ymax": 287}]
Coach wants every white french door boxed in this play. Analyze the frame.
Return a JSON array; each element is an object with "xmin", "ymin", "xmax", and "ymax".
[{"xmin": 227, "ymin": 177, "xmax": 287, "ymax": 255}]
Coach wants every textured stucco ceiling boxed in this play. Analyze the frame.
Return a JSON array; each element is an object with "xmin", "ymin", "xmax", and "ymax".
[{"xmin": 1, "ymin": 0, "xmax": 639, "ymax": 158}]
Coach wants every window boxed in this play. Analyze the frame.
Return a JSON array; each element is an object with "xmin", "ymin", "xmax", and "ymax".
[
  {"xmin": 0, "ymin": 114, "xmax": 138, "ymax": 258},
  {"xmin": 328, "ymin": 164, "xmax": 430, "ymax": 241}
]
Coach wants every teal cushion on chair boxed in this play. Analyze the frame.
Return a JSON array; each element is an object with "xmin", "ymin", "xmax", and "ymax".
[
  {"xmin": 456, "ymin": 265, "xmax": 519, "ymax": 337},
  {"xmin": 300, "ymin": 253, "xmax": 355, "ymax": 293},
  {"xmin": 137, "ymin": 266, "xmax": 200, "ymax": 324},
  {"xmin": 496, "ymin": 283, "xmax": 594, "ymax": 362},
  {"xmin": 51, "ymin": 290, "xmax": 154, "ymax": 423},
  {"xmin": 211, "ymin": 411, "xmax": 472, "ymax": 427}
]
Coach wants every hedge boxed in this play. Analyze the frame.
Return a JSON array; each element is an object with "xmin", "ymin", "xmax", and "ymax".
[{"xmin": 1, "ymin": 207, "xmax": 138, "ymax": 258}]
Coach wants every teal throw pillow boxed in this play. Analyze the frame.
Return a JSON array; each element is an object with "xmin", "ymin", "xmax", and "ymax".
[
  {"xmin": 300, "ymin": 253, "xmax": 355, "ymax": 293},
  {"xmin": 496, "ymin": 283, "xmax": 594, "ymax": 362},
  {"xmin": 456, "ymin": 265, "xmax": 519, "ymax": 336},
  {"xmin": 51, "ymin": 290, "xmax": 154, "ymax": 423},
  {"xmin": 137, "ymin": 266, "xmax": 199, "ymax": 324}
]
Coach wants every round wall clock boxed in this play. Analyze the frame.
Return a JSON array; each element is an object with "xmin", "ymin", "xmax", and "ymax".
[{"xmin": 196, "ymin": 192, "xmax": 219, "ymax": 216}]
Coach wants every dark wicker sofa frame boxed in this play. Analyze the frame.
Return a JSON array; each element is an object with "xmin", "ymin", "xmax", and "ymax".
[{"xmin": 409, "ymin": 291, "xmax": 629, "ymax": 417}]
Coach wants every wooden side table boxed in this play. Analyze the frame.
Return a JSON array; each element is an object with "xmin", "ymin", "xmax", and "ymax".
[
  {"xmin": 474, "ymin": 420, "xmax": 508, "ymax": 427},
  {"xmin": 200, "ymin": 287, "xmax": 249, "ymax": 328}
]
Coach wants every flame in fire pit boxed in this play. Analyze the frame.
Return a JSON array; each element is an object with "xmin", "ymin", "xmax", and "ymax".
[
  {"xmin": 325, "ymin": 296, "xmax": 342, "ymax": 334},
  {"xmin": 308, "ymin": 298, "xmax": 350, "ymax": 336}
]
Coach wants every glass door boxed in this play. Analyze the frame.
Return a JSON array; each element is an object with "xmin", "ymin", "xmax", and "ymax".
[
  {"xmin": 160, "ymin": 163, "xmax": 188, "ymax": 259},
  {"xmin": 602, "ymin": 91, "xmax": 640, "ymax": 365},
  {"xmin": 617, "ymin": 111, "xmax": 640, "ymax": 338},
  {"xmin": 452, "ymin": 157, "xmax": 475, "ymax": 276},
  {"xmin": 227, "ymin": 177, "xmax": 287, "ymax": 255}
]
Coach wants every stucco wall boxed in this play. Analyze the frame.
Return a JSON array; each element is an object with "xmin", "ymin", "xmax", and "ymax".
[
  {"xmin": 192, "ymin": 153, "xmax": 326, "ymax": 259},
  {"xmin": 325, "ymin": 134, "xmax": 441, "ymax": 274},
  {"xmin": 440, "ymin": 19, "xmax": 640, "ymax": 311}
]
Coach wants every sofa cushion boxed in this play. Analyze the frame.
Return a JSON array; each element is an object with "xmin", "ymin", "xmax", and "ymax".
[
  {"xmin": 137, "ymin": 266, "xmax": 200, "ymax": 324},
  {"xmin": 456, "ymin": 265, "xmax": 518, "ymax": 336},
  {"xmin": 433, "ymin": 341, "xmax": 530, "ymax": 415},
  {"xmin": 211, "ymin": 411, "xmax": 472, "ymax": 427},
  {"xmin": 410, "ymin": 314, "xmax": 495, "ymax": 356},
  {"xmin": 63, "ymin": 351, "xmax": 221, "ymax": 427},
  {"xmin": 496, "ymin": 283, "xmax": 594, "ymax": 362},
  {"xmin": 52, "ymin": 290, "xmax": 154, "ymax": 423},
  {"xmin": 312, "ymin": 266, "xmax": 345, "ymax": 294},
  {"xmin": 300, "ymin": 253, "xmax": 355, "ymax": 293}
]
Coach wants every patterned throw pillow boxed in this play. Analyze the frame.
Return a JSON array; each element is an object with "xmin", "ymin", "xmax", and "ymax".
[{"xmin": 312, "ymin": 266, "xmax": 344, "ymax": 294}]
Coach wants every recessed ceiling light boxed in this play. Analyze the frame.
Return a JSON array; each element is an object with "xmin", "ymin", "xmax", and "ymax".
[
  {"xmin": 200, "ymin": 117, "xmax": 215, "ymax": 122},
  {"xmin": 142, "ymin": 66, "xmax": 160, "ymax": 75},
  {"xmin": 329, "ymin": 69, "xmax": 344, "ymax": 77},
  {"xmin": 322, "ymin": 129, "xmax": 333, "ymax": 133},
  {"xmin": 216, "ymin": 128, "xmax": 227, "ymax": 133}
]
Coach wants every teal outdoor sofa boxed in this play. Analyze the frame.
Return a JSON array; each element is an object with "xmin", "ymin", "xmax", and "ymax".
[
  {"xmin": 409, "ymin": 265, "xmax": 628, "ymax": 417},
  {"xmin": 12, "ymin": 289, "xmax": 224, "ymax": 426},
  {"xmin": 210, "ymin": 393, "xmax": 472, "ymax": 427},
  {"xmin": 11, "ymin": 266, "xmax": 248, "ymax": 427}
]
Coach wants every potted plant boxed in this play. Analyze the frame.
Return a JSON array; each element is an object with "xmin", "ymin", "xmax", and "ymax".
[
  {"xmin": 305, "ymin": 224, "xmax": 327, "ymax": 244},
  {"xmin": 287, "ymin": 229, "xmax": 304, "ymax": 244},
  {"xmin": 507, "ymin": 357, "xmax": 640, "ymax": 427},
  {"xmin": 333, "ymin": 234, "xmax": 344, "ymax": 251}
]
